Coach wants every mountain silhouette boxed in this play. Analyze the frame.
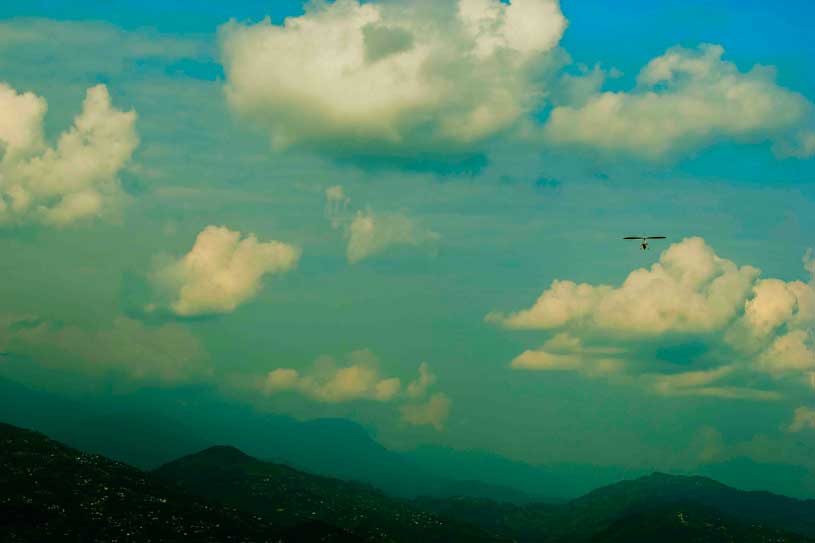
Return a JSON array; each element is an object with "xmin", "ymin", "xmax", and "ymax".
[
  {"xmin": 153, "ymin": 444, "xmax": 504, "ymax": 542},
  {"xmin": 416, "ymin": 472, "xmax": 815, "ymax": 542},
  {"xmin": 4, "ymin": 376, "xmax": 812, "ymax": 505},
  {"xmin": 4, "ymin": 420, "xmax": 815, "ymax": 542},
  {"xmin": 0, "ymin": 422, "xmax": 347, "ymax": 542}
]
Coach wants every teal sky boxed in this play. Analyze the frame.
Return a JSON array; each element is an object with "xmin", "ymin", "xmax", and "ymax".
[{"xmin": 1, "ymin": 0, "xmax": 815, "ymax": 490}]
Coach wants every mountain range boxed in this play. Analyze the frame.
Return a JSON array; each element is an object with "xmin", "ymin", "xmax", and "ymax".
[
  {"xmin": 3, "ymin": 420, "xmax": 815, "ymax": 542},
  {"xmin": 0, "ymin": 422, "xmax": 326, "ymax": 542},
  {"xmin": 4, "ymin": 376, "xmax": 811, "ymax": 504},
  {"xmin": 417, "ymin": 472, "xmax": 815, "ymax": 542},
  {"xmin": 0, "ymin": 422, "xmax": 500, "ymax": 542}
]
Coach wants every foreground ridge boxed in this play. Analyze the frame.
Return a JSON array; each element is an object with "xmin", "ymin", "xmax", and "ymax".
[{"xmin": 3, "ymin": 420, "xmax": 815, "ymax": 543}]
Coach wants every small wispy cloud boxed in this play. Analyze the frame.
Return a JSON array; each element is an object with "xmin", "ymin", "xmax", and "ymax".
[{"xmin": 324, "ymin": 185, "xmax": 439, "ymax": 263}]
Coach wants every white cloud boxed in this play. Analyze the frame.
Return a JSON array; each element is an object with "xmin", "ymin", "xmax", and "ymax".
[
  {"xmin": 458, "ymin": 0, "xmax": 566, "ymax": 58},
  {"xmin": 406, "ymin": 361, "xmax": 436, "ymax": 398},
  {"xmin": 264, "ymin": 350, "xmax": 450, "ymax": 430},
  {"xmin": 0, "ymin": 315, "xmax": 209, "ymax": 383},
  {"xmin": 651, "ymin": 366, "xmax": 733, "ymax": 395},
  {"xmin": 487, "ymin": 280, "xmax": 611, "ymax": 330},
  {"xmin": 804, "ymin": 249, "xmax": 815, "ymax": 278},
  {"xmin": 649, "ymin": 367, "xmax": 780, "ymax": 401},
  {"xmin": 324, "ymin": 185, "xmax": 350, "ymax": 228},
  {"xmin": 0, "ymin": 83, "xmax": 45, "ymax": 159},
  {"xmin": 511, "ymin": 349, "xmax": 623, "ymax": 375},
  {"xmin": 265, "ymin": 349, "xmax": 402, "ymax": 403},
  {"xmin": 490, "ymin": 237, "xmax": 759, "ymax": 336},
  {"xmin": 401, "ymin": 393, "xmax": 451, "ymax": 431},
  {"xmin": 743, "ymin": 279, "xmax": 804, "ymax": 338},
  {"xmin": 788, "ymin": 406, "xmax": 815, "ymax": 432},
  {"xmin": 219, "ymin": 0, "xmax": 566, "ymax": 157},
  {"xmin": 542, "ymin": 44, "xmax": 815, "ymax": 160},
  {"xmin": 324, "ymin": 185, "xmax": 439, "ymax": 262},
  {"xmin": 775, "ymin": 130, "xmax": 815, "ymax": 159},
  {"xmin": 152, "ymin": 225, "xmax": 300, "ymax": 316},
  {"xmin": 758, "ymin": 330, "xmax": 815, "ymax": 374},
  {"xmin": 0, "ymin": 83, "xmax": 138, "ymax": 226},
  {"xmin": 490, "ymin": 237, "xmax": 815, "ymax": 398},
  {"xmin": 510, "ymin": 333, "xmax": 624, "ymax": 375},
  {"xmin": 548, "ymin": 63, "xmax": 609, "ymax": 109},
  {"xmin": 347, "ymin": 210, "xmax": 439, "ymax": 263}
]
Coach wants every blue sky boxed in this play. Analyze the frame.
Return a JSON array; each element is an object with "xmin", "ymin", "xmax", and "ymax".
[{"xmin": 1, "ymin": 0, "xmax": 815, "ymax": 494}]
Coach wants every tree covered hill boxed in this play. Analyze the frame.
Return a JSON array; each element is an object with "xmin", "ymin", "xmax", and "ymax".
[
  {"xmin": 4, "ymin": 419, "xmax": 815, "ymax": 543},
  {"xmin": 416, "ymin": 472, "xmax": 815, "ymax": 542},
  {"xmin": 0, "ymin": 422, "xmax": 499, "ymax": 542},
  {"xmin": 152, "ymin": 445, "xmax": 505, "ymax": 543}
]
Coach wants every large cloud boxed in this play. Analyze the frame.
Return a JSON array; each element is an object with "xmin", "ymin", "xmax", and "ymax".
[
  {"xmin": 489, "ymin": 237, "xmax": 760, "ymax": 335},
  {"xmin": 151, "ymin": 225, "xmax": 300, "ymax": 316},
  {"xmin": 219, "ymin": 0, "xmax": 566, "ymax": 158},
  {"xmin": 324, "ymin": 185, "xmax": 438, "ymax": 262},
  {"xmin": 0, "ymin": 315, "xmax": 209, "ymax": 383},
  {"xmin": 489, "ymin": 237, "xmax": 815, "ymax": 398},
  {"xmin": 264, "ymin": 350, "xmax": 451, "ymax": 430},
  {"xmin": 542, "ymin": 44, "xmax": 815, "ymax": 160},
  {"xmin": 0, "ymin": 83, "xmax": 138, "ymax": 226}
]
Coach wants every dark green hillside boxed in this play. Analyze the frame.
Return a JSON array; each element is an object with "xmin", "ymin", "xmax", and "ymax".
[
  {"xmin": 413, "ymin": 496, "xmax": 558, "ymax": 541},
  {"xmin": 563, "ymin": 472, "xmax": 815, "ymax": 539},
  {"xmin": 416, "ymin": 472, "xmax": 815, "ymax": 543},
  {"xmin": 0, "ymin": 422, "xmax": 346, "ymax": 542},
  {"xmin": 5, "ymin": 419, "xmax": 815, "ymax": 543},
  {"xmin": 153, "ymin": 445, "xmax": 505, "ymax": 543},
  {"xmin": 588, "ymin": 504, "xmax": 814, "ymax": 543}
]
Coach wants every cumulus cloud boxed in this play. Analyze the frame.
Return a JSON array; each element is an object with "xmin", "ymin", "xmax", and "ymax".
[
  {"xmin": 788, "ymin": 406, "xmax": 815, "ymax": 432},
  {"xmin": 548, "ymin": 64, "xmax": 614, "ymax": 109},
  {"xmin": 219, "ymin": 0, "xmax": 566, "ymax": 159},
  {"xmin": 264, "ymin": 350, "xmax": 450, "ymax": 429},
  {"xmin": 490, "ymin": 237, "xmax": 815, "ymax": 398},
  {"xmin": 406, "ymin": 361, "xmax": 437, "ymax": 398},
  {"xmin": 757, "ymin": 330, "xmax": 815, "ymax": 374},
  {"xmin": 0, "ymin": 315, "xmax": 209, "ymax": 383},
  {"xmin": 151, "ymin": 225, "xmax": 300, "ymax": 316},
  {"xmin": 489, "ymin": 237, "xmax": 759, "ymax": 335},
  {"xmin": 0, "ymin": 83, "xmax": 138, "ymax": 226},
  {"xmin": 542, "ymin": 44, "xmax": 815, "ymax": 160},
  {"xmin": 266, "ymin": 350, "xmax": 402, "ymax": 403},
  {"xmin": 324, "ymin": 185, "xmax": 439, "ymax": 262},
  {"xmin": 401, "ymin": 393, "xmax": 451, "ymax": 431}
]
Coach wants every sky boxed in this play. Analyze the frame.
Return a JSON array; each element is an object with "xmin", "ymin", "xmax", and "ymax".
[{"xmin": 1, "ymin": 0, "xmax": 815, "ymax": 489}]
